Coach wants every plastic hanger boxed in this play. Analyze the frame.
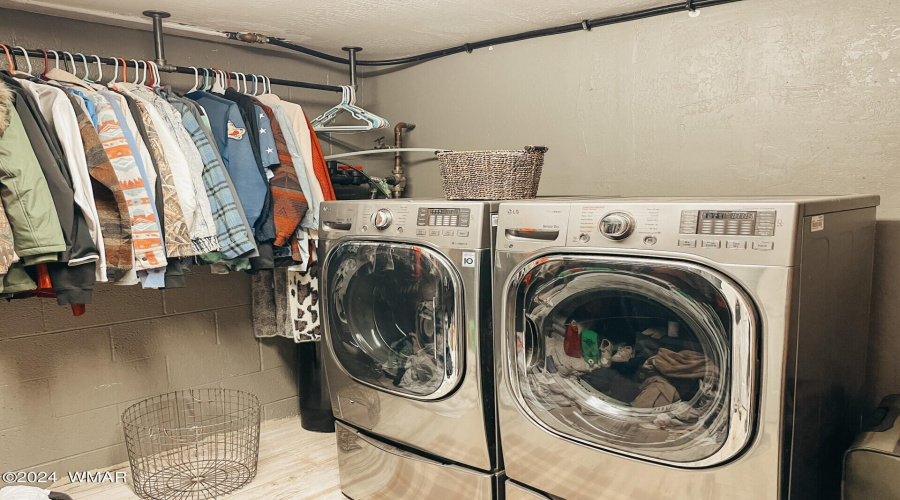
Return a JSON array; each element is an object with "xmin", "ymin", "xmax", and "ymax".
[
  {"xmin": 130, "ymin": 59, "xmax": 140, "ymax": 84},
  {"xmin": 250, "ymin": 74, "xmax": 258, "ymax": 95},
  {"xmin": 108, "ymin": 57, "xmax": 118, "ymax": 85},
  {"xmin": 211, "ymin": 68, "xmax": 226, "ymax": 94},
  {"xmin": 150, "ymin": 61, "xmax": 161, "ymax": 87},
  {"xmin": 75, "ymin": 53, "xmax": 91, "ymax": 82},
  {"xmin": 139, "ymin": 60, "xmax": 147, "ymax": 86},
  {"xmin": 13, "ymin": 46, "xmax": 32, "ymax": 75},
  {"xmin": 62, "ymin": 51, "xmax": 75, "ymax": 73},
  {"xmin": 91, "ymin": 55, "xmax": 103, "ymax": 83},
  {"xmin": 117, "ymin": 58, "xmax": 128, "ymax": 85},
  {"xmin": 312, "ymin": 85, "xmax": 389, "ymax": 133},
  {"xmin": 188, "ymin": 66, "xmax": 199, "ymax": 93},
  {"xmin": 46, "ymin": 50, "xmax": 60, "ymax": 76},
  {"xmin": 0, "ymin": 45, "xmax": 13, "ymax": 71}
]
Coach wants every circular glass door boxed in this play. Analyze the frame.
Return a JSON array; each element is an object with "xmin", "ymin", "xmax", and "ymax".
[
  {"xmin": 324, "ymin": 241, "xmax": 463, "ymax": 399},
  {"xmin": 506, "ymin": 255, "xmax": 757, "ymax": 466}
]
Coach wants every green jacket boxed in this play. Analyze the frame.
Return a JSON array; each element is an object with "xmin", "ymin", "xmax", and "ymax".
[{"xmin": 0, "ymin": 81, "xmax": 66, "ymax": 267}]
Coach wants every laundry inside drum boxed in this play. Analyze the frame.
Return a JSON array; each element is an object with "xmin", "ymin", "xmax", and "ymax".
[
  {"xmin": 515, "ymin": 259, "xmax": 734, "ymax": 463},
  {"xmin": 327, "ymin": 242, "xmax": 457, "ymax": 397}
]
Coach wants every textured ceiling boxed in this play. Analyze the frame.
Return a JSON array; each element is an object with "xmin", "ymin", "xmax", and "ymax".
[{"xmin": 1, "ymin": 0, "xmax": 674, "ymax": 58}]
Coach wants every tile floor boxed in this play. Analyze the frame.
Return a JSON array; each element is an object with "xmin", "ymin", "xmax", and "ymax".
[{"xmin": 53, "ymin": 418, "xmax": 345, "ymax": 499}]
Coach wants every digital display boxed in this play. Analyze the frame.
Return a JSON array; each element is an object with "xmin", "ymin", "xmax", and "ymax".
[
  {"xmin": 700, "ymin": 211, "xmax": 756, "ymax": 220},
  {"xmin": 417, "ymin": 208, "xmax": 471, "ymax": 227}
]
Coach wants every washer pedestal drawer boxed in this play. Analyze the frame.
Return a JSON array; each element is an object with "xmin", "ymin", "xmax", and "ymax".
[{"xmin": 336, "ymin": 421, "xmax": 499, "ymax": 499}]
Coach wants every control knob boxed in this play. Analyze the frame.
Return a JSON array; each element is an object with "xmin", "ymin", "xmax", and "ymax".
[
  {"xmin": 371, "ymin": 209, "xmax": 393, "ymax": 230},
  {"xmin": 599, "ymin": 211, "xmax": 635, "ymax": 240}
]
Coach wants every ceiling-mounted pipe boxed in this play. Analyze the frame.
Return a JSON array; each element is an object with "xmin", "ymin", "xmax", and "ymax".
[
  {"xmin": 236, "ymin": 0, "xmax": 746, "ymax": 67},
  {"xmin": 343, "ymin": 47, "xmax": 362, "ymax": 88},
  {"xmin": 142, "ymin": 10, "xmax": 176, "ymax": 71}
]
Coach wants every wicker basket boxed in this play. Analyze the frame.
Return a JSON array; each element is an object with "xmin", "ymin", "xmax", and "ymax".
[{"xmin": 437, "ymin": 146, "xmax": 548, "ymax": 200}]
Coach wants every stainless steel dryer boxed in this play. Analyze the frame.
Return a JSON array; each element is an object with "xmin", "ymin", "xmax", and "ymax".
[
  {"xmin": 493, "ymin": 196, "xmax": 878, "ymax": 500},
  {"xmin": 319, "ymin": 199, "xmax": 501, "ymax": 500}
]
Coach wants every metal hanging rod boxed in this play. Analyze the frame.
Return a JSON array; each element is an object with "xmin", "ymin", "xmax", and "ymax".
[
  {"xmin": 1, "ymin": 46, "xmax": 342, "ymax": 93},
  {"xmin": 2, "ymin": 10, "xmax": 343, "ymax": 93},
  {"xmin": 233, "ymin": 0, "xmax": 744, "ymax": 67}
]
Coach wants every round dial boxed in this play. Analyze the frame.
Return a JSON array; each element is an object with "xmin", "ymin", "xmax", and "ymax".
[
  {"xmin": 598, "ymin": 211, "xmax": 635, "ymax": 240},
  {"xmin": 371, "ymin": 209, "xmax": 393, "ymax": 230}
]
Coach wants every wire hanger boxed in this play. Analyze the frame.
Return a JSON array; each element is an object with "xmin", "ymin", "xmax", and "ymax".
[{"xmin": 312, "ymin": 85, "xmax": 389, "ymax": 133}]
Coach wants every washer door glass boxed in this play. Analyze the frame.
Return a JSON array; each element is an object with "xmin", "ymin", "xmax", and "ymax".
[
  {"xmin": 506, "ymin": 256, "xmax": 757, "ymax": 466},
  {"xmin": 325, "ymin": 241, "xmax": 463, "ymax": 399}
]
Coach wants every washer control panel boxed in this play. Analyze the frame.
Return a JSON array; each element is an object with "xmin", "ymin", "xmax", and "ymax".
[{"xmin": 679, "ymin": 210, "xmax": 776, "ymax": 237}]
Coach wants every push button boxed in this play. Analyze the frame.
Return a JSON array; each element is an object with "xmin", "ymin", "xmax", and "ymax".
[
  {"xmin": 429, "ymin": 230, "xmax": 440, "ymax": 237},
  {"xmin": 701, "ymin": 239, "xmax": 721, "ymax": 249},
  {"xmin": 678, "ymin": 238, "xmax": 697, "ymax": 248},
  {"xmin": 753, "ymin": 241, "xmax": 775, "ymax": 251},
  {"xmin": 457, "ymin": 230, "xmax": 469, "ymax": 237},
  {"xmin": 416, "ymin": 229, "xmax": 426, "ymax": 236},
  {"xmin": 443, "ymin": 230, "xmax": 454, "ymax": 236},
  {"xmin": 725, "ymin": 240, "xmax": 747, "ymax": 250}
]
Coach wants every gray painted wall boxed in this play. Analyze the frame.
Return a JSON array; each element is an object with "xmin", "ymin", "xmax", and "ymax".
[
  {"xmin": 0, "ymin": 9, "xmax": 363, "ymax": 475},
  {"xmin": 368, "ymin": 0, "xmax": 900, "ymax": 405}
]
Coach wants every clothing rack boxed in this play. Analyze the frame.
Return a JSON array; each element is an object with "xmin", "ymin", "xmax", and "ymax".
[
  {"xmin": 2, "ymin": 11, "xmax": 345, "ymax": 93},
  {"xmin": 2, "ymin": 46, "xmax": 343, "ymax": 93}
]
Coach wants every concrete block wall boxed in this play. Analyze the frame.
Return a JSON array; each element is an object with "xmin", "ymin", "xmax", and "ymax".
[{"xmin": 0, "ymin": 269, "xmax": 299, "ymax": 474}]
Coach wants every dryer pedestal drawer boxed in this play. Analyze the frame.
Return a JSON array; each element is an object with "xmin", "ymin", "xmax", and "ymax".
[{"xmin": 336, "ymin": 421, "xmax": 499, "ymax": 499}]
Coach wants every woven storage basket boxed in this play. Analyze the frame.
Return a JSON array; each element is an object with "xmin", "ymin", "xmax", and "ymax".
[{"xmin": 437, "ymin": 146, "xmax": 548, "ymax": 200}]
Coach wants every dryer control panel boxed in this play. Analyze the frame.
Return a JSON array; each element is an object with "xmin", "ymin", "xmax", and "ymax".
[
  {"xmin": 320, "ymin": 200, "xmax": 495, "ymax": 250},
  {"xmin": 497, "ymin": 199, "xmax": 801, "ymax": 267}
]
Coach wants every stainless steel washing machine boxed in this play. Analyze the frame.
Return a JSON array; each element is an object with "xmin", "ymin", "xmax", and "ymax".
[
  {"xmin": 493, "ymin": 196, "xmax": 878, "ymax": 500},
  {"xmin": 319, "ymin": 199, "xmax": 501, "ymax": 500}
]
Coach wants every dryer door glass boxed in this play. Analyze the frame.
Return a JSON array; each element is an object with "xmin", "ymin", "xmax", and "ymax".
[
  {"xmin": 506, "ymin": 256, "xmax": 757, "ymax": 466},
  {"xmin": 325, "ymin": 242, "xmax": 463, "ymax": 399}
]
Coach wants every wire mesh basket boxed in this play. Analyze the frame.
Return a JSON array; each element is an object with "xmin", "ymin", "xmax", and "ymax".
[
  {"xmin": 122, "ymin": 389, "xmax": 261, "ymax": 500},
  {"xmin": 437, "ymin": 146, "xmax": 548, "ymax": 200}
]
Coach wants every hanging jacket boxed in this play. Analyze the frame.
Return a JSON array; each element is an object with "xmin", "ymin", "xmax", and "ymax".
[
  {"xmin": 256, "ymin": 96, "xmax": 318, "ymax": 231},
  {"xmin": 185, "ymin": 91, "xmax": 270, "ymax": 240},
  {"xmin": 111, "ymin": 89, "xmax": 188, "ymax": 289},
  {"xmin": 255, "ymin": 100, "xmax": 307, "ymax": 246},
  {"xmin": 222, "ymin": 88, "xmax": 276, "ymax": 242},
  {"xmin": 58, "ymin": 90, "xmax": 133, "ymax": 282},
  {"xmin": 179, "ymin": 96, "xmax": 257, "ymax": 258},
  {"xmin": 0, "ymin": 73, "xmax": 98, "ymax": 266},
  {"xmin": 16, "ymin": 77, "xmax": 107, "ymax": 280},
  {"xmin": 82, "ymin": 91, "xmax": 167, "ymax": 274},
  {"xmin": 160, "ymin": 89, "xmax": 256, "ymax": 259},
  {"xmin": 125, "ymin": 85, "xmax": 218, "ymax": 254},
  {"xmin": 304, "ymin": 114, "xmax": 336, "ymax": 201},
  {"xmin": 0, "ymin": 81, "xmax": 66, "ymax": 266},
  {"xmin": 0, "ymin": 74, "xmax": 97, "ymax": 304},
  {"xmin": 257, "ymin": 96, "xmax": 325, "ymax": 207},
  {"xmin": 112, "ymin": 88, "xmax": 193, "ymax": 258}
]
